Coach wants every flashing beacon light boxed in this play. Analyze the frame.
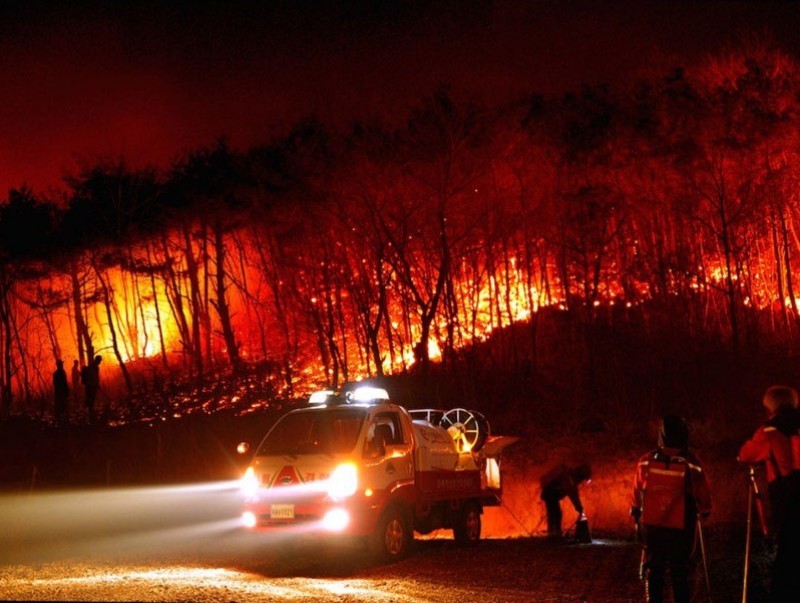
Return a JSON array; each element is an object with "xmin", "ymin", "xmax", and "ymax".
[
  {"xmin": 350, "ymin": 387, "xmax": 390, "ymax": 403},
  {"xmin": 309, "ymin": 390, "xmax": 334, "ymax": 404}
]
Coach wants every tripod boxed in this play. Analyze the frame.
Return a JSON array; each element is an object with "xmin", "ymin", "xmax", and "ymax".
[
  {"xmin": 742, "ymin": 466, "xmax": 768, "ymax": 603},
  {"xmin": 697, "ymin": 516, "xmax": 712, "ymax": 603}
]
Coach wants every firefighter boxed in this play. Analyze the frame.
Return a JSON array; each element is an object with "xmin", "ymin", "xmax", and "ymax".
[
  {"xmin": 631, "ymin": 415, "xmax": 712, "ymax": 603},
  {"xmin": 52, "ymin": 359, "xmax": 69, "ymax": 427},
  {"xmin": 82, "ymin": 354, "xmax": 102, "ymax": 423},
  {"xmin": 738, "ymin": 385, "xmax": 800, "ymax": 601},
  {"xmin": 539, "ymin": 463, "xmax": 591, "ymax": 539}
]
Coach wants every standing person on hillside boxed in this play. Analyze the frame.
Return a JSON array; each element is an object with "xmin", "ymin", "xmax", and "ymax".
[
  {"xmin": 631, "ymin": 415, "xmax": 712, "ymax": 603},
  {"xmin": 82, "ymin": 355, "xmax": 101, "ymax": 424},
  {"xmin": 71, "ymin": 359, "xmax": 82, "ymax": 409},
  {"xmin": 739, "ymin": 386, "xmax": 800, "ymax": 602},
  {"xmin": 52, "ymin": 359, "xmax": 69, "ymax": 427},
  {"xmin": 540, "ymin": 463, "xmax": 592, "ymax": 539}
]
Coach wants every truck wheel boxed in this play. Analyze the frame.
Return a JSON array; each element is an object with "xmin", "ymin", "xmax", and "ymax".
[
  {"xmin": 370, "ymin": 505, "xmax": 412, "ymax": 562},
  {"xmin": 454, "ymin": 501, "xmax": 481, "ymax": 546}
]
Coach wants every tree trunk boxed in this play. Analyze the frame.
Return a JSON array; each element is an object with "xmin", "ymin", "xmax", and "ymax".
[
  {"xmin": 181, "ymin": 224, "xmax": 205, "ymax": 377},
  {"xmin": 211, "ymin": 219, "xmax": 241, "ymax": 372},
  {"xmin": 161, "ymin": 235, "xmax": 193, "ymax": 372},
  {"xmin": 778, "ymin": 206, "xmax": 799, "ymax": 338},
  {"xmin": 93, "ymin": 259, "xmax": 132, "ymax": 394},
  {"xmin": 0, "ymin": 265, "xmax": 15, "ymax": 419},
  {"xmin": 69, "ymin": 260, "xmax": 93, "ymax": 367},
  {"xmin": 146, "ymin": 243, "xmax": 169, "ymax": 370}
]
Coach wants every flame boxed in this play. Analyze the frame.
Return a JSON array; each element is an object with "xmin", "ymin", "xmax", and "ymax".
[{"xmin": 5, "ymin": 213, "xmax": 800, "ymax": 404}]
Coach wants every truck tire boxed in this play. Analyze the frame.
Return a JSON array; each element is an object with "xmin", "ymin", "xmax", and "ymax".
[
  {"xmin": 370, "ymin": 505, "xmax": 412, "ymax": 562},
  {"xmin": 453, "ymin": 501, "xmax": 481, "ymax": 546}
]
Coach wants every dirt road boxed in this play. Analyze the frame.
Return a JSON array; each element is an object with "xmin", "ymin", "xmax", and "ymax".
[
  {"xmin": 0, "ymin": 537, "xmax": 644, "ymax": 602},
  {"xmin": 0, "ymin": 530, "xmax": 772, "ymax": 602},
  {"xmin": 0, "ymin": 484, "xmax": 771, "ymax": 602}
]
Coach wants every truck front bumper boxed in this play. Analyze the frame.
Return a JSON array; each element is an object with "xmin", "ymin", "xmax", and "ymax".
[{"xmin": 241, "ymin": 492, "xmax": 383, "ymax": 537}]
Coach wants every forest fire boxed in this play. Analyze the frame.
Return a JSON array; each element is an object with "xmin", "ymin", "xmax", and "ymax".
[
  {"xmin": 5, "ymin": 2, "xmax": 800, "ymax": 601},
  {"xmin": 0, "ymin": 42, "xmax": 799, "ymax": 431},
  {"xmin": 2, "ymin": 188, "xmax": 564, "ymax": 413}
]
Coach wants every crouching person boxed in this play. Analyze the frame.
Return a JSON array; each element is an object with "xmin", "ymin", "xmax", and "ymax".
[
  {"xmin": 540, "ymin": 463, "xmax": 591, "ymax": 540},
  {"xmin": 631, "ymin": 415, "xmax": 712, "ymax": 603}
]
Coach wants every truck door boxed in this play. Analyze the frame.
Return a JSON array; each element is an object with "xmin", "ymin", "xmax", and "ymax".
[{"xmin": 362, "ymin": 411, "xmax": 414, "ymax": 495}]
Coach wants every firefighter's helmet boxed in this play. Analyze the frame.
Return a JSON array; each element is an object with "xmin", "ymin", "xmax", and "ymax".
[{"xmin": 658, "ymin": 414, "xmax": 689, "ymax": 449}]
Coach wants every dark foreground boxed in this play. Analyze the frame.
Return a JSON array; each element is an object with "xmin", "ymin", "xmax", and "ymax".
[{"xmin": 0, "ymin": 484, "xmax": 772, "ymax": 602}]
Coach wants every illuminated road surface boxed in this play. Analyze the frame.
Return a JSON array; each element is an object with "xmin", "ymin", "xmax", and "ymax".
[{"xmin": 0, "ymin": 483, "xmax": 758, "ymax": 601}]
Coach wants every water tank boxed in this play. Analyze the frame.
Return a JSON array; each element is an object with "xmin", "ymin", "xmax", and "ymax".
[{"xmin": 412, "ymin": 420, "xmax": 459, "ymax": 471}]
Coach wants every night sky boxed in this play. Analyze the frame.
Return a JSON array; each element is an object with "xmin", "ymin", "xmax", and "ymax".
[{"xmin": 1, "ymin": 0, "xmax": 798, "ymax": 194}]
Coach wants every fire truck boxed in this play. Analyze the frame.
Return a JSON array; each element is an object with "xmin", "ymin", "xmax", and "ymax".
[{"xmin": 239, "ymin": 386, "xmax": 518, "ymax": 561}]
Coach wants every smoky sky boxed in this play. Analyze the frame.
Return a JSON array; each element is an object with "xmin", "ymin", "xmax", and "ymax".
[{"xmin": 1, "ymin": 0, "xmax": 798, "ymax": 193}]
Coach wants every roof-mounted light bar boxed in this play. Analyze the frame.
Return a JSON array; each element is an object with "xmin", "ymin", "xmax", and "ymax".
[
  {"xmin": 308, "ymin": 387, "xmax": 390, "ymax": 406},
  {"xmin": 348, "ymin": 387, "xmax": 390, "ymax": 403},
  {"xmin": 309, "ymin": 390, "xmax": 335, "ymax": 404}
]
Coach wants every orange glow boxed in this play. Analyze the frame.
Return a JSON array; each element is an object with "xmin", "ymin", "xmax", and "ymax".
[{"xmin": 8, "ymin": 217, "xmax": 796, "ymax": 404}]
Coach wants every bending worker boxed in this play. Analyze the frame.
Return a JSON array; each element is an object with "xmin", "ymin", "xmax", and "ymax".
[{"xmin": 540, "ymin": 463, "xmax": 591, "ymax": 539}]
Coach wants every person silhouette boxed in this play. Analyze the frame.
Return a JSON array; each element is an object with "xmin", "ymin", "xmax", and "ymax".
[
  {"xmin": 53, "ymin": 359, "xmax": 69, "ymax": 427},
  {"xmin": 71, "ymin": 359, "xmax": 82, "ymax": 407},
  {"xmin": 82, "ymin": 355, "xmax": 102, "ymax": 424},
  {"xmin": 632, "ymin": 415, "xmax": 712, "ymax": 603},
  {"xmin": 739, "ymin": 386, "xmax": 800, "ymax": 601},
  {"xmin": 540, "ymin": 463, "xmax": 592, "ymax": 539}
]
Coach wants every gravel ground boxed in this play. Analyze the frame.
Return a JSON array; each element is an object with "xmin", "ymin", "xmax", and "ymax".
[
  {"xmin": 0, "ymin": 530, "xmax": 773, "ymax": 602},
  {"xmin": 0, "ymin": 482, "xmax": 774, "ymax": 602},
  {"xmin": 0, "ymin": 538, "xmax": 639, "ymax": 602}
]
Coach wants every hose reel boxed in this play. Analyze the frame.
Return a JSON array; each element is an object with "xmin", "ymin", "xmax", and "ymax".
[{"xmin": 439, "ymin": 407, "xmax": 490, "ymax": 453}]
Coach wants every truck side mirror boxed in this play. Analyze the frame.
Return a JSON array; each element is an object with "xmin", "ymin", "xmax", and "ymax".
[{"xmin": 364, "ymin": 437, "xmax": 386, "ymax": 458}]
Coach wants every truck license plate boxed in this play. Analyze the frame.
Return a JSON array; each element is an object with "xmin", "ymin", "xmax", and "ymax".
[{"xmin": 270, "ymin": 504, "xmax": 295, "ymax": 519}]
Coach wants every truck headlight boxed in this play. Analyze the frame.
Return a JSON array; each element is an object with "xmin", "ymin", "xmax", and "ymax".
[
  {"xmin": 241, "ymin": 511, "xmax": 257, "ymax": 528},
  {"xmin": 322, "ymin": 508, "xmax": 350, "ymax": 532},
  {"xmin": 327, "ymin": 463, "xmax": 358, "ymax": 499},
  {"xmin": 241, "ymin": 466, "xmax": 259, "ymax": 498}
]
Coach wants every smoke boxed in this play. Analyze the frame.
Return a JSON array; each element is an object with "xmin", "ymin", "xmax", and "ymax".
[{"xmin": 5, "ymin": 2, "xmax": 799, "ymax": 194}]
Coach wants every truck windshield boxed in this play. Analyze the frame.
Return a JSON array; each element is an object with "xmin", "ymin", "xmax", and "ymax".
[{"xmin": 256, "ymin": 408, "xmax": 367, "ymax": 456}]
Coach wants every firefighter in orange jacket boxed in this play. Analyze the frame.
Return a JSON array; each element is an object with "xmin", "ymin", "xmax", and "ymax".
[
  {"xmin": 631, "ymin": 415, "xmax": 712, "ymax": 603},
  {"xmin": 738, "ymin": 385, "xmax": 800, "ymax": 601}
]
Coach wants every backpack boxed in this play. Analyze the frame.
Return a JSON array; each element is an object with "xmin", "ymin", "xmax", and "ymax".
[{"xmin": 641, "ymin": 453, "xmax": 689, "ymax": 530}]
